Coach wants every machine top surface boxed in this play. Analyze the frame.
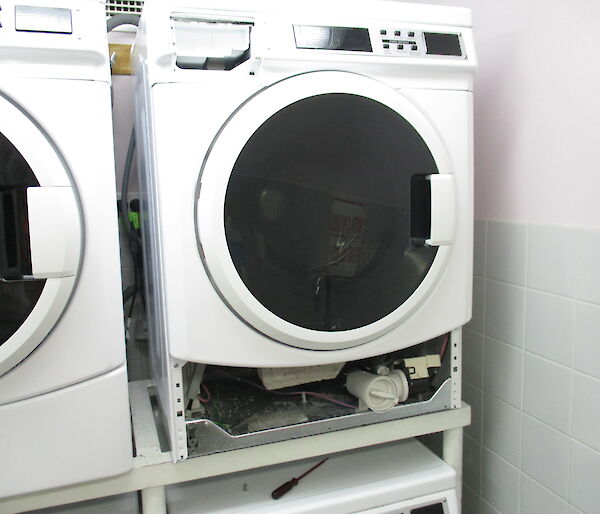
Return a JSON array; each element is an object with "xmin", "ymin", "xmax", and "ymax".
[{"xmin": 160, "ymin": 0, "xmax": 471, "ymax": 27}]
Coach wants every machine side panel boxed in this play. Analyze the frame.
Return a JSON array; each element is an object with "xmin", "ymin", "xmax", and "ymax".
[{"xmin": 134, "ymin": 58, "xmax": 187, "ymax": 461}]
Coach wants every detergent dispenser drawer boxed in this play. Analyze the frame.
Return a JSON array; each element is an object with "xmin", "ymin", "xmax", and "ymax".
[{"xmin": 172, "ymin": 17, "xmax": 252, "ymax": 70}]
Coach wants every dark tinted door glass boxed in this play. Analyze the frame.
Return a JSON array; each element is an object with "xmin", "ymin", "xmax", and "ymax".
[
  {"xmin": 0, "ymin": 131, "xmax": 45, "ymax": 346},
  {"xmin": 223, "ymin": 93, "xmax": 437, "ymax": 332}
]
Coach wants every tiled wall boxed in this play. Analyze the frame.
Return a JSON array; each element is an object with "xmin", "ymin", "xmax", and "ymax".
[{"xmin": 463, "ymin": 220, "xmax": 600, "ymax": 514}]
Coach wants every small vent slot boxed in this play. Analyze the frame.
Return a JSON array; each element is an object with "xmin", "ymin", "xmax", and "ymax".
[{"xmin": 106, "ymin": 0, "xmax": 144, "ymax": 16}]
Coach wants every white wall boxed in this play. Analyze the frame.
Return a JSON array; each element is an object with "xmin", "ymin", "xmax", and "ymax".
[{"xmin": 412, "ymin": 0, "xmax": 600, "ymax": 228}]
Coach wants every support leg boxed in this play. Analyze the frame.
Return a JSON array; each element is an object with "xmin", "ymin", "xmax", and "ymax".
[
  {"xmin": 141, "ymin": 485, "xmax": 166, "ymax": 514},
  {"xmin": 443, "ymin": 427, "xmax": 463, "ymax": 508}
]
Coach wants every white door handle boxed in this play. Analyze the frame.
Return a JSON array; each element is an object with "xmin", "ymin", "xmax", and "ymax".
[
  {"xmin": 27, "ymin": 186, "xmax": 81, "ymax": 278},
  {"xmin": 426, "ymin": 174, "xmax": 456, "ymax": 246}
]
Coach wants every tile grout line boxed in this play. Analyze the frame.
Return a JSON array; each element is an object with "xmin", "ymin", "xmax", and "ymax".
[
  {"xmin": 522, "ymin": 411, "xmax": 600, "ymax": 455},
  {"xmin": 478, "ymin": 219, "xmax": 487, "ymax": 507},
  {"xmin": 477, "ymin": 336, "xmax": 598, "ymax": 444},
  {"xmin": 521, "ymin": 468, "xmax": 570, "ymax": 505},
  {"xmin": 481, "ymin": 444, "xmax": 521, "ymax": 513},
  {"xmin": 482, "ymin": 274, "xmax": 600, "ymax": 309},
  {"xmin": 516, "ymin": 222, "xmax": 530, "ymax": 514},
  {"xmin": 484, "ymin": 333, "xmax": 600, "ymax": 386},
  {"xmin": 566, "ymin": 227, "xmax": 582, "ymax": 507},
  {"xmin": 481, "ymin": 381, "xmax": 600, "ymax": 455}
]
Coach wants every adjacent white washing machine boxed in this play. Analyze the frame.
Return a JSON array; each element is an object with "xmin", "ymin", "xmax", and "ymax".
[
  {"xmin": 134, "ymin": 0, "xmax": 475, "ymax": 458},
  {"xmin": 0, "ymin": 0, "xmax": 132, "ymax": 498}
]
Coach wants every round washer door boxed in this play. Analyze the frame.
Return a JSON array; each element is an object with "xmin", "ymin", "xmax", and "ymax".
[
  {"xmin": 196, "ymin": 71, "xmax": 456, "ymax": 351},
  {"xmin": 0, "ymin": 94, "xmax": 82, "ymax": 375}
]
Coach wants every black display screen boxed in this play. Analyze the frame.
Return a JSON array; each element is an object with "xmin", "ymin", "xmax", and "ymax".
[
  {"xmin": 412, "ymin": 502, "xmax": 445, "ymax": 514},
  {"xmin": 294, "ymin": 25, "xmax": 372, "ymax": 52},
  {"xmin": 424, "ymin": 32, "xmax": 462, "ymax": 56}
]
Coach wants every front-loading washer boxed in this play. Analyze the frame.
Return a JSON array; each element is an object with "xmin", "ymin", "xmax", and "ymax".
[
  {"xmin": 134, "ymin": 0, "xmax": 475, "ymax": 460},
  {"xmin": 0, "ymin": 0, "xmax": 132, "ymax": 498}
]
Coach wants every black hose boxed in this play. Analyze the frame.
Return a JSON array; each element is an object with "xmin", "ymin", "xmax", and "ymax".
[
  {"xmin": 122, "ymin": 284, "xmax": 136, "ymax": 303},
  {"xmin": 121, "ymin": 128, "xmax": 137, "ymax": 236},
  {"xmin": 106, "ymin": 14, "xmax": 140, "ymax": 32}
]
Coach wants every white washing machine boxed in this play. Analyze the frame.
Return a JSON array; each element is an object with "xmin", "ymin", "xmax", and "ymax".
[
  {"xmin": 0, "ymin": 0, "xmax": 132, "ymax": 498},
  {"xmin": 134, "ymin": 0, "xmax": 475, "ymax": 458}
]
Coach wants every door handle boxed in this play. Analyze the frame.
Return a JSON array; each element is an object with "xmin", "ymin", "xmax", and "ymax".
[
  {"xmin": 27, "ymin": 186, "xmax": 81, "ymax": 278},
  {"xmin": 426, "ymin": 174, "xmax": 456, "ymax": 246},
  {"xmin": 0, "ymin": 187, "xmax": 36, "ymax": 282}
]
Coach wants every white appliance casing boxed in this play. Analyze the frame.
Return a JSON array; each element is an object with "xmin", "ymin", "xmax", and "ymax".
[
  {"xmin": 135, "ymin": 0, "xmax": 475, "ymax": 366},
  {"xmin": 134, "ymin": 0, "xmax": 474, "ymax": 459},
  {"xmin": 0, "ymin": 0, "xmax": 132, "ymax": 498}
]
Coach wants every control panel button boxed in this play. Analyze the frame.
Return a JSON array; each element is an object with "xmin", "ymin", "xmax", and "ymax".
[
  {"xmin": 397, "ymin": 44, "xmax": 404, "ymax": 50},
  {"xmin": 380, "ymin": 29, "xmax": 387, "ymax": 35},
  {"xmin": 383, "ymin": 43, "xmax": 389, "ymax": 49},
  {"xmin": 394, "ymin": 30, "xmax": 401, "ymax": 36},
  {"xmin": 408, "ymin": 31, "xmax": 415, "ymax": 37},
  {"xmin": 411, "ymin": 45, "xmax": 418, "ymax": 51}
]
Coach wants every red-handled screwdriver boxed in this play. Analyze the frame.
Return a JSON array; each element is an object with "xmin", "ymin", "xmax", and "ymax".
[{"xmin": 271, "ymin": 457, "xmax": 329, "ymax": 500}]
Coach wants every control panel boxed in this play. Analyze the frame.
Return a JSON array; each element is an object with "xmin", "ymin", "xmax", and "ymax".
[
  {"xmin": 379, "ymin": 28, "xmax": 463, "ymax": 57},
  {"xmin": 293, "ymin": 24, "xmax": 464, "ymax": 59},
  {"xmin": 378, "ymin": 27, "xmax": 425, "ymax": 57}
]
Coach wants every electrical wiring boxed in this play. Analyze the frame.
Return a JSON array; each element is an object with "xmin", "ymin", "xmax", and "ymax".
[
  {"xmin": 213, "ymin": 369, "xmax": 357, "ymax": 409},
  {"xmin": 126, "ymin": 265, "xmax": 138, "ymax": 320},
  {"xmin": 296, "ymin": 391, "xmax": 357, "ymax": 409},
  {"xmin": 198, "ymin": 382, "xmax": 211, "ymax": 404},
  {"xmin": 311, "ymin": 233, "xmax": 358, "ymax": 271},
  {"xmin": 439, "ymin": 332, "xmax": 450, "ymax": 362}
]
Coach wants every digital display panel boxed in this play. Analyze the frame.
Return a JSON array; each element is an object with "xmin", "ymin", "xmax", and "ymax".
[
  {"xmin": 411, "ymin": 502, "xmax": 445, "ymax": 514},
  {"xmin": 424, "ymin": 32, "xmax": 462, "ymax": 56},
  {"xmin": 294, "ymin": 25, "xmax": 372, "ymax": 52}
]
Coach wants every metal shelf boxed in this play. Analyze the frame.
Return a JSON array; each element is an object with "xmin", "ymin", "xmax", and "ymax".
[{"xmin": 1, "ymin": 380, "xmax": 470, "ymax": 514}]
